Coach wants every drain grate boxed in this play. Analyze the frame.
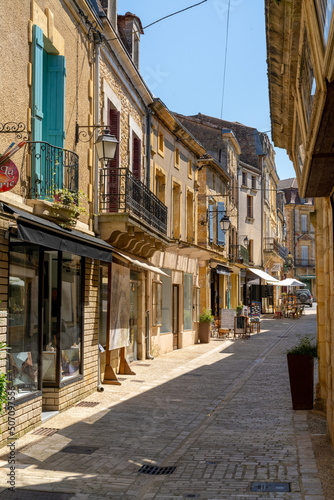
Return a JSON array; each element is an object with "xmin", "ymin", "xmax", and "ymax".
[
  {"xmin": 76, "ymin": 401, "xmax": 99, "ymax": 408},
  {"xmin": 138, "ymin": 464, "xmax": 176, "ymax": 475},
  {"xmin": 61, "ymin": 445, "xmax": 98, "ymax": 455},
  {"xmin": 250, "ymin": 483, "xmax": 290, "ymax": 492},
  {"xmin": 32, "ymin": 428, "xmax": 58, "ymax": 437},
  {"xmin": 131, "ymin": 380, "xmax": 145, "ymax": 383}
]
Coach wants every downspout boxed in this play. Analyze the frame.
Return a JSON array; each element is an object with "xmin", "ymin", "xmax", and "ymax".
[
  {"xmin": 261, "ymin": 157, "xmax": 264, "ymax": 268},
  {"xmin": 146, "ymin": 108, "xmax": 151, "ymax": 188},
  {"xmin": 93, "ymin": 40, "xmax": 101, "ymax": 236}
]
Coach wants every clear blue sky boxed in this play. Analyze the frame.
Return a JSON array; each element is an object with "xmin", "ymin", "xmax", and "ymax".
[{"xmin": 120, "ymin": 0, "xmax": 295, "ymax": 180}]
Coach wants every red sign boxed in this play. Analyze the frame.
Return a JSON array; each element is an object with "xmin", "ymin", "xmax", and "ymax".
[{"xmin": 0, "ymin": 160, "xmax": 19, "ymax": 193}]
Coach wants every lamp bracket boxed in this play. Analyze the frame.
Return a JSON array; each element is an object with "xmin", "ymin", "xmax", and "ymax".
[
  {"xmin": 0, "ymin": 122, "xmax": 30, "ymax": 141},
  {"xmin": 75, "ymin": 122, "xmax": 108, "ymax": 144}
]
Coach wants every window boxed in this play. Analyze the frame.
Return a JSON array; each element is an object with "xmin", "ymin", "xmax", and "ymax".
[
  {"xmin": 151, "ymin": 125, "xmax": 156, "ymax": 153},
  {"xmin": 251, "ymin": 176, "xmax": 256, "ymax": 190},
  {"xmin": 248, "ymin": 239, "xmax": 254, "ymax": 263},
  {"xmin": 158, "ymin": 132, "xmax": 164, "ymax": 156},
  {"xmin": 8, "ymin": 241, "xmax": 40, "ymax": 399},
  {"xmin": 315, "ymin": 0, "xmax": 334, "ymax": 45},
  {"xmin": 174, "ymin": 148, "xmax": 180, "ymax": 169},
  {"xmin": 188, "ymin": 159, "xmax": 193, "ymax": 179},
  {"xmin": 186, "ymin": 191, "xmax": 194, "ymax": 243},
  {"xmin": 132, "ymin": 132, "xmax": 141, "ymax": 180},
  {"xmin": 173, "ymin": 182, "xmax": 181, "ymax": 239},
  {"xmin": 217, "ymin": 201, "xmax": 226, "ymax": 246},
  {"xmin": 247, "ymin": 195, "xmax": 253, "ymax": 219},
  {"xmin": 161, "ymin": 269, "xmax": 172, "ymax": 333},
  {"xmin": 301, "ymin": 214, "xmax": 308, "ymax": 232},
  {"xmin": 242, "ymin": 172, "xmax": 247, "ymax": 186},
  {"xmin": 301, "ymin": 246, "xmax": 309, "ymax": 266},
  {"xmin": 32, "ymin": 25, "xmax": 66, "ymax": 196},
  {"xmin": 106, "ymin": 104, "xmax": 120, "ymax": 212},
  {"xmin": 155, "ymin": 170, "xmax": 166, "ymax": 204},
  {"xmin": 184, "ymin": 273, "xmax": 193, "ymax": 330},
  {"xmin": 152, "ymin": 281, "xmax": 162, "ymax": 326},
  {"xmin": 193, "ymin": 287, "xmax": 200, "ymax": 323}
]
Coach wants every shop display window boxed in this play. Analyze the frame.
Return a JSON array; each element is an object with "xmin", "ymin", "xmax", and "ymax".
[{"xmin": 8, "ymin": 241, "xmax": 40, "ymax": 398}]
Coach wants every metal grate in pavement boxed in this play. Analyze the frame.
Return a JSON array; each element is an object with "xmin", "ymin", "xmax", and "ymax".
[
  {"xmin": 250, "ymin": 483, "xmax": 290, "ymax": 492},
  {"xmin": 0, "ymin": 490, "xmax": 74, "ymax": 499},
  {"xmin": 131, "ymin": 380, "xmax": 145, "ymax": 383},
  {"xmin": 61, "ymin": 445, "xmax": 98, "ymax": 455},
  {"xmin": 32, "ymin": 428, "xmax": 58, "ymax": 437},
  {"xmin": 138, "ymin": 464, "xmax": 176, "ymax": 475},
  {"xmin": 75, "ymin": 401, "xmax": 99, "ymax": 408}
]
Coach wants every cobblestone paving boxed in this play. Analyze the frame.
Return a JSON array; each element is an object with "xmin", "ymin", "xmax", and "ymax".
[{"xmin": 0, "ymin": 308, "xmax": 326, "ymax": 499}]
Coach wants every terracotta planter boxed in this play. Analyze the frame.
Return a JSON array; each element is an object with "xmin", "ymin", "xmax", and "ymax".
[
  {"xmin": 199, "ymin": 322, "xmax": 211, "ymax": 343},
  {"xmin": 287, "ymin": 353, "xmax": 314, "ymax": 410}
]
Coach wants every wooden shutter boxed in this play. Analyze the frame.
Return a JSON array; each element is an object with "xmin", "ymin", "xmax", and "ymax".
[
  {"xmin": 217, "ymin": 202, "xmax": 226, "ymax": 246},
  {"xmin": 132, "ymin": 134, "xmax": 141, "ymax": 180},
  {"xmin": 43, "ymin": 55, "xmax": 66, "ymax": 149},
  {"xmin": 209, "ymin": 205, "xmax": 214, "ymax": 243},
  {"xmin": 32, "ymin": 25, "xmax": 44, "ymax": 192},
  {"xmin": 107, "ymin": 105, "xmax": 120, "ymax": 212}
]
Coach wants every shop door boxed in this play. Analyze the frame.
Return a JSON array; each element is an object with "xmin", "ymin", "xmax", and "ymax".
[
  {"xmin": 172, "ymin": 285, "xmax": 179, "ymax": 350},
  {"xmin": 127, "ymin": 278, "xmax": 138, "ymax": 363}
]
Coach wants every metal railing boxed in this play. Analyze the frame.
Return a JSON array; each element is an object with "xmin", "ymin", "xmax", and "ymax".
[
  {"xmin": 263, "ymin": 237, "xmax": 287, "ymax": 259},
  {"xmin": 229, "ymin": 244, "xmax": 249, "ymax": 266},
  {"xmin": 294, "ymin": 259, "xmax": 315, "ymax": 268},
  {"xmin": 100, "ymin": 167, "xmax": 167, "ymax": 235},
  {"xmin": 27, "ymin": 141, "xmax": 79, "ymax": 198}
]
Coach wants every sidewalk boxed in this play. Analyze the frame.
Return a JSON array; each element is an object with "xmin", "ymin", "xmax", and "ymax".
[{"xmin": 0, "ymin": 307, "xmax": 332, "ymax": 499}]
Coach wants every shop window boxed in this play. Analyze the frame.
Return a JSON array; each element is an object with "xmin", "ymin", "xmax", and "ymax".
[
  {"xmin": 99, "ymin": 264, "xmax": 109, "ymax": 349},
  {"xmin": 184, "ymin": 273, "xmax": 193, "ymax": 330},
  {"xmin": 8, "ymin": 241, "xmax": 40, "ymax": 399},
  {"xmin": 161, "ymin": 269, "xmax": 172, "ymax": 333},
  {"xmin": 152, "ymin": 281, "xmax": 162, "ymax": 326}
]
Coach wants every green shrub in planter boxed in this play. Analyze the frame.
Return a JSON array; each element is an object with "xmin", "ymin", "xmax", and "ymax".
[
  {"xmin": 287, "ymin": 333, "xmax": 318, "ymax": 358},
  {"xmin": 199, "ymin": 309, "xmax": 214, "ymax": 323}
]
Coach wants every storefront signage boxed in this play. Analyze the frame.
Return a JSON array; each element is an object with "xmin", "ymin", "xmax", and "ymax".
[
  {"xmin": 0, "ymin": 160, "xmax": 19, "ymax": 193},
  {"xmin": 272, "ymin": 263, "xmax": 282, "ymax": 272}
]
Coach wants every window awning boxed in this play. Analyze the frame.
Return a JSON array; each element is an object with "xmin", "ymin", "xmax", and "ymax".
[
  {"xmin": 247, "ymin": 268, "xmax": 278, "ymax": 282},
  {"xmin": 216, "ymin": 265, "xmax": 231, "ymax": 276},
  {"xmin": 3, "ymin": 204, "xmax": 113, "ymax": 263},
  {"xmin": 113, "ymin": 250, "xmax": 170, "ymax": 277}
]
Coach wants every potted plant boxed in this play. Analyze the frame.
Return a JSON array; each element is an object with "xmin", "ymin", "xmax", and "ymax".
[
  {"xmin": 287, "ymin": 333, "xmax": 318, "ymax": 410},
  {"xmin": 50, "ymin": 188, "xmax": 88, "ymax": 228},
  {"xmin": 236, "ymin": 304, "xmax": 243, "ymax": 317},
  {"xmin": 199, "ymin": 308, "xmax": 214, "ymax": 343}
]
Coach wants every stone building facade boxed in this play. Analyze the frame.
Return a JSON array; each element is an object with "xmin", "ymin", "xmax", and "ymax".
[{"xmin": 266, "ymin": 0, "xmax": 334, "ymax": 445}]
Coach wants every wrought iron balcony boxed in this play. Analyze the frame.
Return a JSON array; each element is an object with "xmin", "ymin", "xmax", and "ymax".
[
  {"xmin": 263, "ymin": 237, "xmax": 287, "ymax": 259},
  {"xmin": 26, "ymin": 141, "xmax": 79, "ymax": 198},
  {"xmin": 229, "ymin": 244, "xmax": 249, "ymax": 266},
  {"xmin": 294, "ymin": 259, "xmax": 315, "ymax": 268},
  {"xmin": 100, "ymin": 167, "xmax": 167, "ymax": 235}
]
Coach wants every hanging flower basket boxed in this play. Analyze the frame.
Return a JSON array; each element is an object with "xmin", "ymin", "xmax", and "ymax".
[{"xmin": 49, "ymin": 189, "xmax": 88, "ymax": 228}]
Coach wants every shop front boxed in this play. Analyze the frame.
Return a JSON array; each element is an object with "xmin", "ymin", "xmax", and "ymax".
[{"xmin": 4, "ymin": 204, "xmax": 113, "ymax": 419}]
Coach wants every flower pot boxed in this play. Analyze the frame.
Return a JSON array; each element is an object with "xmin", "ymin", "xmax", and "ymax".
[
  {"xmin": 199, "ymin": 322, "xmax": 211, "ymax": 343},
  {"xmin": 287, "ymin": 353, "xmax": 314, "ymax": 410}
]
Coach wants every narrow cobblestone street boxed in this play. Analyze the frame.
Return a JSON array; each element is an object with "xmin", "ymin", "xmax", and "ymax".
[{"xmin": 0, "ymin": 307, "xmax": 331, "ymax": 499}]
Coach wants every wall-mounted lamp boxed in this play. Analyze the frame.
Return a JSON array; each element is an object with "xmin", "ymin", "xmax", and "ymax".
[
  {"xmin": 243, "ymin": 236, "xmax": 249, "ymax": 247},
  {"xmin": 75, "ymin": 123, "xmax": 118, "ymax": 161},
  {"xmin": 219, "ymin": 215, "xmax": 231, "ymax": 232}
]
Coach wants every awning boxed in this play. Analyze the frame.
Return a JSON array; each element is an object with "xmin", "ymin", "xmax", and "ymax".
[
  {"xmin": 216, "ymin": 265, "xmax": 231, "ymax": 276},
  {"xmin": 247, "ymin": 268, "xmax": 278, "ymax": 282},
  {"xmin": 113, "ymin": 250, "xmax": 170, "ymax": 277},
  {"xmin": 3, "ymin": 204, "xmax": 113, "ymax": 263}
]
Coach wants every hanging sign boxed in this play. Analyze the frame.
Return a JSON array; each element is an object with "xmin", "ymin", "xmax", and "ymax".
[{"xmin": 0, "ymin": 160, "xmax": 19, "ymax": 193}]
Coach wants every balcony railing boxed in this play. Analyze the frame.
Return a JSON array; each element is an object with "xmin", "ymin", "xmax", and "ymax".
[
  {"xmin": 229, "ymin": 244, "xmax": 249, "ymax": 266},
  {"xmin": 100, "ymin": 167, "xmax": 167, "ymax": 235},
  {"xmin": 294, "ymin": 259, "xmax": 315, "ymax": 268},
  {"xmin": 27, "ymin": 141, "xmax": 79, "ymax": 199},
  {"xmin": 263, "ymin": 237, "xmax": 287, "ymax": 259}
]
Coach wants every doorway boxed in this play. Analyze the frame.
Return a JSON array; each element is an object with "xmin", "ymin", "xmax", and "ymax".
[
  {"xmin": 127, "ymin": 272, "xmax": 139, "ymax": 363},
  {"xmin": 172, "ymin": 285, "xmax": 179, "ymax": 350}
]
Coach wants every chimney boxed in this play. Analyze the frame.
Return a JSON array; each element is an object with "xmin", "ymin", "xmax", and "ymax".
[{"xmin": 117, "ymin": 12, "xmax": 144, "ymax": 69}]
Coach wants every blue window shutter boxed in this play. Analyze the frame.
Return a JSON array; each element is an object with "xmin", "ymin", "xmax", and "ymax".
[
  {"xmin": 209, "ymin": 205, "xmax": 214, "ymax": 242},
  {"xmin": 217, "ymin": 202, "xmax": 226, "ymax": 246},
  {"xmin": 32, "ymin": 25, "xmax": 44, "ymax": 193},
  {"xmin": 43, "ymin": 55, "xmax": 66, "ymax": 149}
]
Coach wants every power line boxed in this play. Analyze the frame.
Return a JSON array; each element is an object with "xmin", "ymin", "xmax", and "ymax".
[
  {"xmin": 104, "ymin": 1, "xmax": 208, "ymax": 42},
  {"xmin": 220, "ymin": 0, "xmax": 231, "ymax": 119}
]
